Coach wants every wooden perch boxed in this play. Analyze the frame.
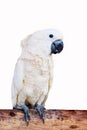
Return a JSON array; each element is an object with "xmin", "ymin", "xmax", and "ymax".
[{"xmin": 0, "ymin": 110, "xmax": 87, "ymax": 130}]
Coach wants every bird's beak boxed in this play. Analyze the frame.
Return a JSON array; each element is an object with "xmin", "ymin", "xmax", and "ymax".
[{"xmin": 51, "ymin": 40, "xmax": 64, "ymax": 54}]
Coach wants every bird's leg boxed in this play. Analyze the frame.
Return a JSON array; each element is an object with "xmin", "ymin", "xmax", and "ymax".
[
  {"xmin": 35, "ymin": 104, "xmax": 45, "ymax": 123},
  {"xmin": 13, "ymin": 105, "xmax": 30, "ymax": 125}
]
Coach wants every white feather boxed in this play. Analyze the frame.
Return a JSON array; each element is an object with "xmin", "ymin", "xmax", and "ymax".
[{"xmin": 11, "ymin": 29, "xmax": 63, "ymax": 107}]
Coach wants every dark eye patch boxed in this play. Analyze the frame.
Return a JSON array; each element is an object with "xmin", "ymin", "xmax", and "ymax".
[{"xmin": 49, "ymin": 34, "xmax": 54, "ymax": 38}]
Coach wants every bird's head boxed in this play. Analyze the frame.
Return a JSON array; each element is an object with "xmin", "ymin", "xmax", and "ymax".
[{"xmin": 21, "ymin": 29, "xmax": 64, "ymax": 57}]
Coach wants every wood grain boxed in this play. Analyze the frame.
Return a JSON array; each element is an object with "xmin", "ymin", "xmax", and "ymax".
[{"xmin": 0, "ymin": 109, "xmax": 87, "ymax": 130}]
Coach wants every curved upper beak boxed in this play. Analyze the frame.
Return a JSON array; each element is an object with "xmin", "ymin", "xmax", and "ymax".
[{"xmin": 51, "ymin": 39, "xmax": 64, "ymax": 54}]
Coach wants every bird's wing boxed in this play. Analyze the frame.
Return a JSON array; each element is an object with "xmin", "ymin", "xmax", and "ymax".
[
  {"xmin": 42, "ymin": 57, "xmax": 53, "ymax": 106},
  {"xmin": 11, "ymin": 59, "xmax": 24, "ymax": 106}
]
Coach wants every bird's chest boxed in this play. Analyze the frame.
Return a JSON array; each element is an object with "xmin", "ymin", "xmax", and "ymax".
[
  {"xmin": 23, "ymin": 58, "xmax": 50, "ymax": 105},
  {"xmin": 23, "ymin": 58, "xmax": 49, "ymax": 86}
]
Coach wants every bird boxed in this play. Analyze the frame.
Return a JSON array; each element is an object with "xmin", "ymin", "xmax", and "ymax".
[{"xmin": 11, "ymin": 29, "xmax": 64, "ymax": 125}]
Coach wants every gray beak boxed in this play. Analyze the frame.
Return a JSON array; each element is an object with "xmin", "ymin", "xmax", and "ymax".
[{"xmin": 51, "ymin": 40, "xmax": 64, "ymax": 54}]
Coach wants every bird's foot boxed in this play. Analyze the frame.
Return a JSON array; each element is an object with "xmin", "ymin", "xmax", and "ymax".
[
  {"xmin": 13, "ymin": 105, "xmax": 30, "ymax": 126},
  {"xmin": 35, "ymin": 104, "xmax": 45, "ymax": 123}
]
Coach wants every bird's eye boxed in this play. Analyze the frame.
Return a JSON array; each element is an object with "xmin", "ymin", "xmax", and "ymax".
[{"xmin": 49, "ymin": 34, "xmax": 54, "ymax": 38}]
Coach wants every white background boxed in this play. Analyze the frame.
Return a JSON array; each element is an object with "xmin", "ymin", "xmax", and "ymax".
[{"xmin": 0, "ymin": 0, "xmax": 87, "ymax": 109}]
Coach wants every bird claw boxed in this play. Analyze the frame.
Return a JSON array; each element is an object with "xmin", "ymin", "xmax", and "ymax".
[
  {"xmin": 35, "ymin": 104, "xmax": 45, "ymax": 123},
  {"xmin": 25, "ymin": 111, "xmax": 30, "ymax": 126},
  {"xmin": 13, "ymin": 105, "xmax": 30, "ymax": 125}
]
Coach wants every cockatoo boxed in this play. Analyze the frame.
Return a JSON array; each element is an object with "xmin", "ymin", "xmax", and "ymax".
[{"xmin": 11, "ymin": 29, "xmax": 64, "ymax": 124}]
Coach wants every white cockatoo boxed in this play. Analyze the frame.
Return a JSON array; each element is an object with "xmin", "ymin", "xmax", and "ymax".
[{"xmin": 11, "ymin": 29, "xmax": 64, "ymax": 124}]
